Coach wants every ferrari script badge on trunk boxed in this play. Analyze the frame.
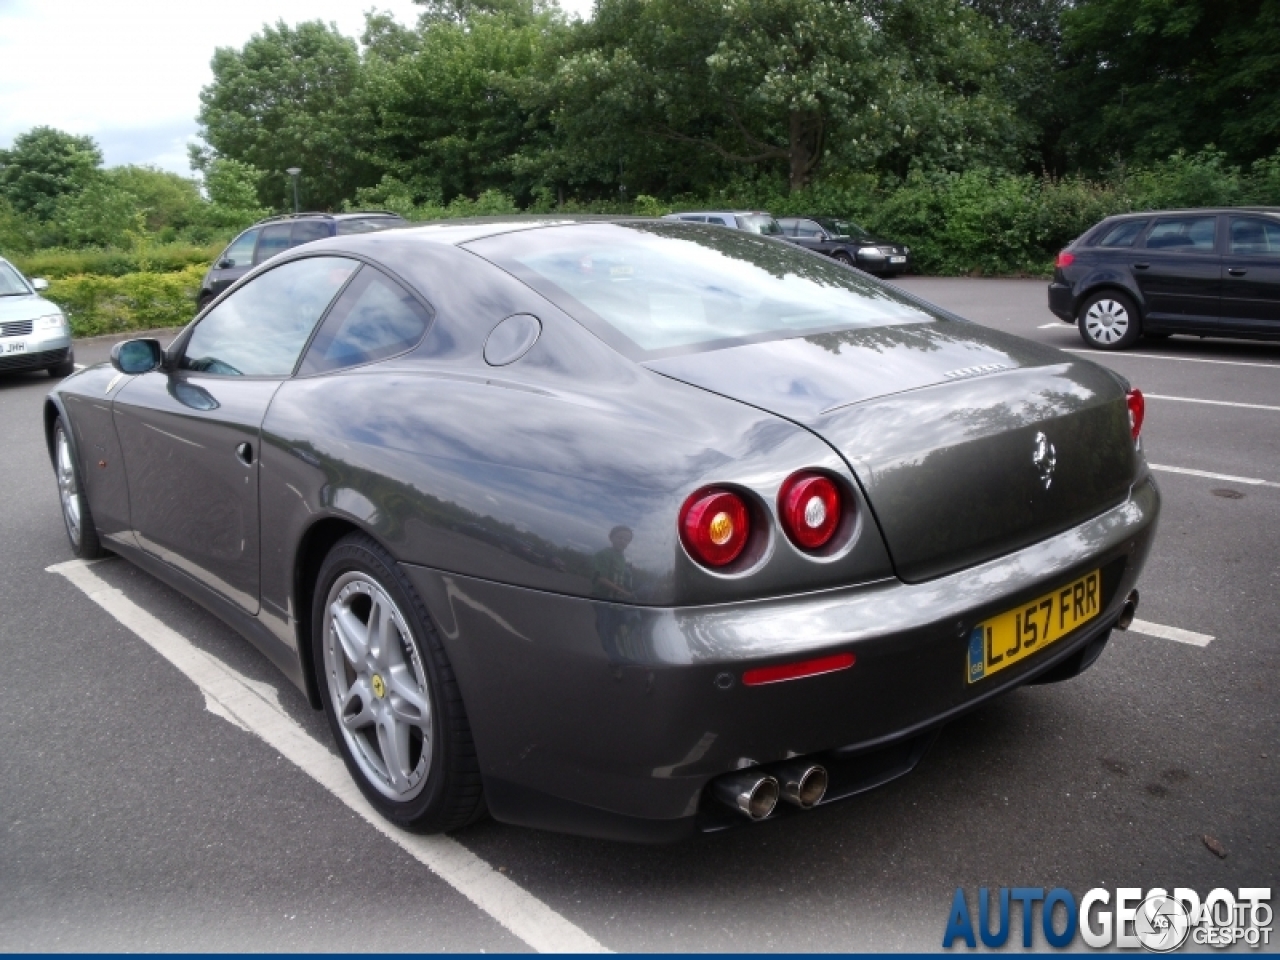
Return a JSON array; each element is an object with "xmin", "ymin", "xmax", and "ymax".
[{"xmin": 1032, "ymin": 431, "xmax": 1057, "ymax": 489}]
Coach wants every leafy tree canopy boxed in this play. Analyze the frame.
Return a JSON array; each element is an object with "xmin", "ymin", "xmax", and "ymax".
[{"xmin": 0, "ymin": 127, "xmax": 102, "ymax": 220}]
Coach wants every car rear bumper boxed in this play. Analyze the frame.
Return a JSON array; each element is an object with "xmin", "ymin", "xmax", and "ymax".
[
  {"xmin": 1048, "ymin": 281, "xmax": 1075, "ymax": 321},
  {"xmin": 405, "ymin": 474, "xmax": 1159, "ymax": 841}
]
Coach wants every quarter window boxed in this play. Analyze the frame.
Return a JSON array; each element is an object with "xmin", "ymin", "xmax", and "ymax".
[
  {"xmin": 1097, "ymin": 220, "xmax": 1148, "ymax": 248},
  {"xmin": 291, "ymin": 220, "xmax": 330, "ymax": 246},
  {"xmin": 255, "ymin": 223, "xmax": 293, "ymax": 264},
  {"xmin": 181, "ymin": 257, "xmax": 359, "ymax": 377},
  {"xmin": 1143, "ymin": 217, "xmax": 1217, "ymax": 252},
  {"xmin": 299, "ymin": 267, "xmax": 431, "ymax": 375},
  {"xmin": 1229, "ymin": 217, "xmax": 1280, "ymax": 256},
  {"xmin": 220, "ymin": 229, "xmax": 259, "ymax": 268}
]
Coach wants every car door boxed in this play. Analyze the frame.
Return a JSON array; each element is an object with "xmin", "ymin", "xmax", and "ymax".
[
  {"xmin": 1221, "ymin": 215, "xmax": 1280, "ymax": 333},
  {"xmin": 111, "ymin": 256, "xmax": 359, "ymax": 614},
  {"xmin": 1131, "ymin": 215, "xmax": 1222, "ymax": 329},
  {"xmin": 208, "ymin": 227, "xmax": 260, "ymax": 297},
  {"xmin": 788, "ymin": 219, "xmax": 829, "ymax": 253}
]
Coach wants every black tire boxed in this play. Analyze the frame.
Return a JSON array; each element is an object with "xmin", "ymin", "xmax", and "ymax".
[
  {"xmin": 1077, "ymin": 290, "xmax": 1142, "ymax": 350},
  {"xmin": 832, "ymin": 250, "xmax": 855, "ymax": 267},
  {"xmin": 312, "ymin": 533, "xmax": 484, "ymax": 833},
  {"xmin": 53, "ymin": 418, "xmax": 104, "ymax": 559},
  {"xmin": 196, "ymin": 292, "xmax": 213, "ymax": 312},
  {"xmin": 47, "ymin": 354, "xmax": 75, "ymax": 378}
]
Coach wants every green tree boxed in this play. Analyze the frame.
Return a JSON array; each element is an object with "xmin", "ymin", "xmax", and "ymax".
[
  {"xmin": 196, "ymin": 20, "xmax": 372, "ymax": 210},
  {"xmin": 53, "ymin": 177, "xmax": 144, "ymax": 248},
  {"xmin": 0, "ymin": 127, "xmax": 102, "ymax": 220},
  {"xmin": 1056, "ymin": 0, "xmax": 1280, "ymax": 170},
  {"xmin": 104, "ymin": 166, "xmax": 205, "ymax": 237}
]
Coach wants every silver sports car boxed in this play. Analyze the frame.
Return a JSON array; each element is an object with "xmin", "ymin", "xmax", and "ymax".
[{"xmin": 45, "ymin": 218, "xmax": 1159, "ymax": 841}]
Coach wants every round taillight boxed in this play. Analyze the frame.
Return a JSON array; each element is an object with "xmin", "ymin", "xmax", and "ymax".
[
  {"xmin": 778, "ymin": 472, "xmax": 842, "ymax": 550},
  {"xmin": 1127, "ymin": 388, "xmax": 1145, "ymax": 440},
  {"xmin": 1056, "ymin": 251, "xmax": 1075, "ymax": 268},
  {"xmin": 680, "ymin": 488, "xmax": 750, "ymax": 568}
]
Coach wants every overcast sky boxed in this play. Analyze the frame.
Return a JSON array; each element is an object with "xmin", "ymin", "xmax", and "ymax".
[{"xmin": 0, "ymin": 0, "xmax": 595, "ymax": 177}]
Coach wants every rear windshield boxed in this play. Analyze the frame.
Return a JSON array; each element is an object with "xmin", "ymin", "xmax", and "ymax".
[
  {"xmin": 736, "ymin": 214, "xmax": 782, "ymax": 235},
  {"xmin": 466, "ymin": 222, "xmax": 934, "ymax": 358},
  {"xmin": 336, "ymin": 217, "xmax": 406, "ymax": 235}
]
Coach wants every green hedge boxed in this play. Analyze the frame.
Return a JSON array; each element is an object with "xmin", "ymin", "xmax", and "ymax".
[
  {"xmin": 13, "ymin": 243, "xmax": 220, "ymax": 280},
  {"xmin": 44, "ymin": 265, "xmax": 204, "ymax": 337}
]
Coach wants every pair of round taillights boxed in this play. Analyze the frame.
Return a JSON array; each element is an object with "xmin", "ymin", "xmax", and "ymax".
[{"xmin": 679, "ymin": 472, "xmax": 845, "ymax": 569}]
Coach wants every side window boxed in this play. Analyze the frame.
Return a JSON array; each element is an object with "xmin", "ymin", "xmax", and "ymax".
[
  {"xmin": 1097, "ymin": 220, "xmax": 1148, "ymax": 248},
  {"xmin": 679, "ymin": 215, "xmax": 706, "ymax": 222},
  {"xmin": 299, "ymin": 266, "xmax": 432, "ymax": 376},
  {"xmin": 778, "ymin": 220, "xmax": 798, "ymax": 237},
  {"xmin": 336, "ymin": 217, "xmax": 402, "ymax": 235},
  {"xmin": 255, "ymin": 223, "xmax": 293, "ymax": 264},
  {"xmin": 796, "ymin": 219, "xmax": 825, "ymax": 239},
  {"xmin": 181, "ymin": 257, "xmax": 359, "ymax": 377},
  {"xmin": 291, "ymin": 220, "xmax": 330, "ymax": 246},
  {"xmin": 220, "ymin": 229, "xmax": 259, "ymax": 268},
  {"xmin": 707, "ymin": 217, "xmax": 731, "ymax": 226},
  {"xmin": 1229, "ymin": 217, "xmax": 1280, "ymax": 256},
  {"xmin": 1143, "ymin": 217, "xmax": 1217, "ymax": 252}
]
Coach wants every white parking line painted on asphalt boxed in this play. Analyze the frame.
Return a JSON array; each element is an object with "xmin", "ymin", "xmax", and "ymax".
[
  {"xmin": 73, "ymin": 363, "xmax": 85, "ymax": 370},
  {"xmin": 1149, "ymin": 463, "xmax": 1280, "ymax": 490},
  {"xmin": 1063, "ymin": 349, "xmax": 1280, "ymax": 370},
  {"xmin": 1125, "ymin": 619, "xmax": 1214, "ymax": 648},
  {"xmin": 1146, "ymin": 394, "xmax": 1280, "ymax": 413},
  {"xmin": 46, "ymin": 558, "xmax": 609, "ymax": 955},
  {"xmin": 1037, "ymin": 322, "xmax": 1061, "ymax": 329}
]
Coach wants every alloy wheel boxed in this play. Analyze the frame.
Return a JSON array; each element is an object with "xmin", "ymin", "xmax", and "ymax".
[
  {"xmin": 55, "ymin": 428, "xmax": 82, "ymax": 548},
  {"xmin": 1084, "ymin": 298, "xmax": 1131, "ymax": 345},
  {"xmin": 322, "ymin": 572, "xmax": 433, "ymax": 801}
]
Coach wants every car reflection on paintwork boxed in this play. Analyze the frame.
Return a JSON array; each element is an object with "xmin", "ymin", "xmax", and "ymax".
[{"xmin": 45, "ymin": 217, "xmax": 1158, "ymax": 842}]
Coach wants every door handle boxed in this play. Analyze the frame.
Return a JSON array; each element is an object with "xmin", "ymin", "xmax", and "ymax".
[
  {"xmin": 1133, "ymin": 263, "xmax": 1149, "ymax": 270},
  {"xmin": 1228, "ymin": 267, "xmax": 1247, "ymax": 276},
  {"xmin": 235, "ymin": 442, "xmax": 254, "ymax": 465}
]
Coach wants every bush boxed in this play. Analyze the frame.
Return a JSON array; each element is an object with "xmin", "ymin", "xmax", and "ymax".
[
  {"xmin": 13, "ymin": 243, "xmax": 221, "ymax": 280},
  {"xmin": 44, "ymin": 265, "xmax": 204, "ymax": 337}
]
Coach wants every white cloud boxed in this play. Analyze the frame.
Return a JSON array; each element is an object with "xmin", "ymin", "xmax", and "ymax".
[{"xmin": 0, "ymin": 0, "xmax": 595, "ymax": 175}]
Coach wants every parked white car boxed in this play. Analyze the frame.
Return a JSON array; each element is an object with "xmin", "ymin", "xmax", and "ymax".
[{"xmin": 0, "ymin": 257, "xmax": 72, "ymax": 377}]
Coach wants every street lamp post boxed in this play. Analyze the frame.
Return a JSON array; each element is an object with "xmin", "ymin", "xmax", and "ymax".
[{"xmin": 286, "ymin": 167, "xmax": 301, "ymax": 214}]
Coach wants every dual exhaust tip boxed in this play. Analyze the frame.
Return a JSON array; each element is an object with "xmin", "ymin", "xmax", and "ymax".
[{"xmin": 713, "ymin": 762, "xmax": 828, "ymax": 821}]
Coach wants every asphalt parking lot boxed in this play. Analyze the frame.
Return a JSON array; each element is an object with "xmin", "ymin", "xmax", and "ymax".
[{"xmin": 1, "ymin": 278, "xmax": 1276, "ymax": 951}]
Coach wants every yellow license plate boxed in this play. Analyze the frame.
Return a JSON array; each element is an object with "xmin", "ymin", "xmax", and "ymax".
[{"xmin": 967, "ymin": 570, "xmax": 1101, "ymax": 683}]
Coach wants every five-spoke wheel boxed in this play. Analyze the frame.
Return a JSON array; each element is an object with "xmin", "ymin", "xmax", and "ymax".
[{"xmin": 312, "ymin": 533, "xmax": 484, "ymax": 832}]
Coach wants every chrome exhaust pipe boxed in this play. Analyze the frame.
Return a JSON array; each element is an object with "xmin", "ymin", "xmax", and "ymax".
[
  {"xmin": 713, "ymin": 770, "xmax": 780, "ymax": 820},
  {"xmin": 1115, "ymin": 589, "xmax": 1139, "ymax": 631},
  {"xmin": 776, "ymin": 762, "xmax": 828, "ymax": 809}
]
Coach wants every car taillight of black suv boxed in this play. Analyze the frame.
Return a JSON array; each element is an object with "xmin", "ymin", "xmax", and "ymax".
[
  {"xmin": 197, "ymin": 212, "xmax": 407, "ymax": 311},
  {"xmin": 1048, "ymin": 207, "xmax": 1280, "ymax": 350}
]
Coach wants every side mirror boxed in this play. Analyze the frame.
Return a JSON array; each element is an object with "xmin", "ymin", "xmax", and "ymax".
[
  {"xmin": 217, "ymin": 258, "xmax": 234, "ymax": 269},
  {"xmin": 110, "ymin": 338, "xmax": 164, "ymax": 375},
  {"xmin": 31, "ymin": 278, "xmax": 49, "ymax": 291}
]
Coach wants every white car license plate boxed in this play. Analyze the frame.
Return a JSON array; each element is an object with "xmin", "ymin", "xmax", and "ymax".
[
  {"xmin": 889, "ymin": 255, "xmax": 906, "ymax": 264},
  {"xmin": 3, "ymin": 341, "xmax": 26, "ymax": 354}
]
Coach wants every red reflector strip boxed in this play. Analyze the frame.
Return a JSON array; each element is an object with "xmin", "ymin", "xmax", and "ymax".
[{"xmin": 742, "ymin": 652, "xmax": 856, "ymax": 687}]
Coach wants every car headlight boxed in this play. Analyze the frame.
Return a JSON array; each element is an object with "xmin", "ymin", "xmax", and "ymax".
[
  {"xmin": 35, "ymin": 313, "xmax": 67, "ymax": 331},
  {"xmin": 858, "ymin": 247, "xmax": 883, "ymax": 257}
]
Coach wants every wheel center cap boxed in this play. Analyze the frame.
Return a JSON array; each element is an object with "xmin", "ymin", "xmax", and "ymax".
[{"xmin": 371, "ymin": 674, "xmax": 386, "ymax": 699}]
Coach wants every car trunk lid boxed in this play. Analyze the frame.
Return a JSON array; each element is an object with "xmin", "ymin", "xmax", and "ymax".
[{"xmin": 647, "ymin": 322, "xmax": 1136, "ymax": 582}]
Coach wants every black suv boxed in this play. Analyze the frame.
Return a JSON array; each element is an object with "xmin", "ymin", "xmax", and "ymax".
[
  {"xmin": 1049, "ymin": 208, "xmax": 1280, "ymax": 349},
  {"xmin": 197, "ymin": 212, "xmax": 406, "ymax": 309},
  {"xmin": 777, "ymin": 216, "xmax": 911, "ymax": 276}
]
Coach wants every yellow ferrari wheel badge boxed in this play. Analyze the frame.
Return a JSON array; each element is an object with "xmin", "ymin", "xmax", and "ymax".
[{"xmin": 371, "ymin": 674, "xmax": 387, "ymax": 698}]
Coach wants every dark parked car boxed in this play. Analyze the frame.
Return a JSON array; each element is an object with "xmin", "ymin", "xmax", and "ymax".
[
  {"xmin": 1049, "ymin": 207, "xmax": 1280, "ymax": 349},
  {"xmin": 46, "ymin": 218, "xmax": 1158, "ymax": 842},
  {"xmin": 198, "ymin": 211, "xmax": 406, "ymax": 309},
  {"xmin": 777, "ymin": 216, "xmax": 911, "ymax": 276}
]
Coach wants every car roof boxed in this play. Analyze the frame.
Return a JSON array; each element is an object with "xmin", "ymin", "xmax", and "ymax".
[
  {"xmin": 253, "ymin": 210, "xmax": 406, "ymax": 226},
  {"xmin": 662, "ymin": 211, "xmax": 773, "ymax": 217},
  {"xmin": 1103, "ymin": 207, "xmax": 1280, "ymax": 219}
]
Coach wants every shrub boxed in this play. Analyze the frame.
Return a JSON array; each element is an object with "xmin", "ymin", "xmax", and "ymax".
[
  {"xmin": 44, "ymin": 265, "xmax": 204, "ymax": 337},
  {"xmin": 12, "ymin": 243, "xmax": 221, "ymax": 280}
]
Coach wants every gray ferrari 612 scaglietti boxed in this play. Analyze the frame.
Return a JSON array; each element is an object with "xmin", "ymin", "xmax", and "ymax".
[{"xmin": 45, "ymin": 218, "xmax": 1159, "ymax": 842}]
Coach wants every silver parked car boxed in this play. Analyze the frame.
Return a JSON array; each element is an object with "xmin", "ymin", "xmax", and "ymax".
[
  {"xmin": 661, "ymin": 210, "xmax": 784, "ymax": 235},
  {"xmin": 0, "ymin": 257, "xmax": 73, "ymax": 377}
]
